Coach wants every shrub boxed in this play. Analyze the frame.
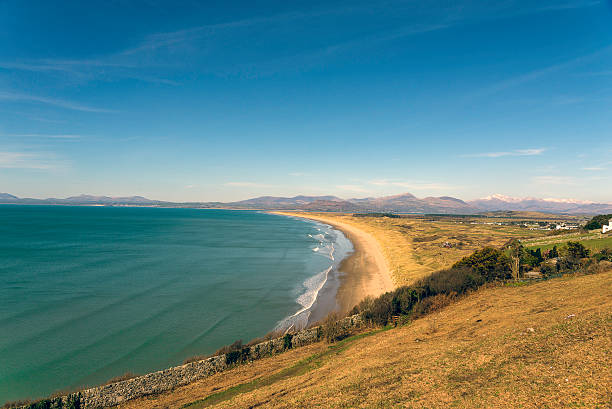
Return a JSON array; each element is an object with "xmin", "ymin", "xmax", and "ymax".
[
  {"xmin": 182, "ymin": 355, "xmax": 207, "ymax": 365},
  {"xmin": 4, "ymin": 394, "xmax": 82, "ymax": 409},
  {"xmin": 213, "ymin": 339, "xmax": 251, "ymax": 366},
  {"xmin": 321, "ymin": 312, "xmax": 351, "ymax": 343},
  {"xmin": 452, "ymin": 247, "xmax": 512, "ymax": 281},
  {"xmin": 215, "ymin": 339, "xmax": 243, "ymax": 356},
  {"xmin": 283, "ymin": 333, "xmax": 293, "ymax": 350},
  {"xmin": 103, "ymin": 372, "xmax": 137, "ymax": 385},
  {"xmin": 593, "ymin": 248, "xmax": 612, "ymax": 262},
  {"xmin": 360, "ymin": 292, "xmax": 395, "ymax": 326},
  {"xmin": 225, "ymin": 346, "xmax": 250, "ymax": 366},
  {"xmin": 418, "ymin": 266, "xmax": 485, "ymax": 296},
  {"xmin": 412, "ymin": 293, "xmax": 456, "ymax": 318},
  {"xmin": 561, "ymin": 241, "xmax": 590, "ymax": 260},
  {"xmin": 353, "ymin": 247, "xmax": 514, "ymax": 326},
  {"xmin": 540, "ymin": 262, "xmax": 557, "ymax": 277},
  {"xmin": 588, "ymin": 260, "xmax": 612, "ymax": 274}
]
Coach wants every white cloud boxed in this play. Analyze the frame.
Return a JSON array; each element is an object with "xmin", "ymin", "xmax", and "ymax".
[
  {"xmin": 532, "ymin": 175, "xmax": 578, "ymax": 185},
  {"xmin": 336, "ymin": 184, "xmax": 371, "ymax": 193},
  {"xmin": 0, "ymin": 91, "xmax": 112, "ymax": 113},
  {"xmin": 464, "ymin": 148, "xmax": 546, "ymax": 158},
  {"xmin": 582, "ymin": 166, "xmax": 606, "ymax": 171},
  {"xmin": 225, "ymin": 181, "xmax": 275, "ymax": 188},
  {"xmin": 471, "ymin": 45, "xmax": 612, "ymax": 98},
  {"xmin": 1, "ymin": 133, "xmax": 82, "ymax": 139},
  {"xmin": 369, "ymin": 179, "xmax": 455, "ymax": 190},
  {"xmin": 0, "ymin": 151, "xmax": 65, "ymax": 169}
]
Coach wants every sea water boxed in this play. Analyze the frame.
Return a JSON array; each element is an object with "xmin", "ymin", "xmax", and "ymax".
[{"xmin": 0, "ymin": 206, "xmax": 351, "ymax": 402}]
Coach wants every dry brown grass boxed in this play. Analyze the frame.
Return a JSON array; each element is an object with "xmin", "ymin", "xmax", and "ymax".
[{"xmin": 117, "ymin": 271, "xmax": 612, "ymax": 409}]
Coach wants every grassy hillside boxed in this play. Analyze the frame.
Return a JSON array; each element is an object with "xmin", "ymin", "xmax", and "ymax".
[{"xmin": 117, "ymin": 271, "xmax": 612, "ymax": 409}]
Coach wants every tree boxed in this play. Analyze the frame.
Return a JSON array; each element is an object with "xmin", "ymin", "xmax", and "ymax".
[
  {"xmin": 548, "ymin": 245, "xmax": 559, "ymax": 258},
  {"xmin": 585, "ymin": 214, "xmax": 612, "ymax": 230},
  {"xmin": 507, "ymin": 240, "xmax": 522, "ymax": 281},
  {"xmin": 564, "ymin": 241, "xmax": 590, "ymax": 260}
]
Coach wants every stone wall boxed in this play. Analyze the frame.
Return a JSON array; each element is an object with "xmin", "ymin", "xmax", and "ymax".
[{"xmin": 24, "ymin": 314, "xmax": 364, "ymax": 409}]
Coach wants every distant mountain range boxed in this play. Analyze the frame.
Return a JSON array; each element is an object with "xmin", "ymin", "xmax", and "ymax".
[
  {"xmin": 1, "ymin": 192, "xmax": 611, "ymax": 215},
  {"xmin": 470, "ymin": 194, "xmax": 612, "ymax": 215}
]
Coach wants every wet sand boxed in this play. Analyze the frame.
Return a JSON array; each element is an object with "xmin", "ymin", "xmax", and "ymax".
[{"xmin": 272, "ymin": 212, "xmax": 394, "ymax": 321}]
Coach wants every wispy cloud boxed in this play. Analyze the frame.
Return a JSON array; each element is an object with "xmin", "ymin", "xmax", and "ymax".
[
  {"xmin": 471, "ymin": 45, "xmax": 612, "ymax": 98},
  {"xmin": 0, "ymin": 151, "xmax": 65, "ymax": 169},
  {"xmin": 532, "ymin": 175, "xmax": 578, "ymax": 185},
  {"xmin": 224, "ymin": 181, "xmax": 276, "ymax": 188},
  {"xmin": 336, "ymin": 184, "xmax": 371, "ymax": 193},
  {"xmin": 0, "ymin": 91, "xmax": 112, "ymax": 113},
  {"xmin": 2, "ymin": 1, "xmax": 603, "ymax": 84},
  {"xmin": 0, "ymin": 133, "xmax": 82, "ymax": 139},
  {"xmin": 368, "ymin": 179, "xmax": 456, "ymax": 190},
  {"xmin": 534, "ymin": 0, "xmax": 602, "ymax": 12},
  {"xmin": 581, "ymin": 161, "xmax": 611, "ymax": 171},
  {"xmin": 463, "ymin": 148, "xmax": 546, "ymax": 158}
]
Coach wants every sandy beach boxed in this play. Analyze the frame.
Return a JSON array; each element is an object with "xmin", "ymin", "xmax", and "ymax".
[{"xmin": 272, "ymin": 212, "xmax": 394, "ymax": 319}]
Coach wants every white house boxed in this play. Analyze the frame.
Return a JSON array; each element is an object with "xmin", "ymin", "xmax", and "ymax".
[{"xmin": 603, "ymin": 219, "xmax": 612, "ymax": 234}]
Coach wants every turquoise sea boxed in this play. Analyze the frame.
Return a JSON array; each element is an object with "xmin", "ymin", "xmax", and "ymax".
[{"xmin": 0, "ymin": 206, "xmax": 351, "ymax": 402}]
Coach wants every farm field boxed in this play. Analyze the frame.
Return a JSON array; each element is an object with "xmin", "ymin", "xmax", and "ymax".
[{"xmin": 523, "ymin": 231, "xmax": 612, "ymax": 253}]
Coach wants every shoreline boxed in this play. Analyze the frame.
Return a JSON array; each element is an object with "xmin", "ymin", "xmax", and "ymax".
[{"xmin": 271, "ymin": 212, "xmax": 394, "ymax": 321}]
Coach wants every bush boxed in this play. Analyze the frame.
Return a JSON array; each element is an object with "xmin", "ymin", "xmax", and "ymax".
[
  {"xmin": 283, "ymin": 333, "xmax": 293, "ymax": 350},
  {"xmin": 540, "ymin": 262, "xmax": 557, "ymax": 276},
  {"xmin": 354, "ymin": 247, "xmax": 511, "ymax": 326},
  {"xmin": 563, "ymin": 241, "xmax": 590, "ymax": 260},
  {"xmin": 321, "ymin": 312, "xmax": 351, "ymax": 343},
  {"xmin": 4, "ymin": 394, "xmax": 82, "ymax": 409},
  {"xmin": 452, "ymin": 247, "xmax": 512, "ymax": 281},
  {"xmin": 182, "ymin": 355, "xmax": 207, "ymax": 365},
  {"xmin": 593, "ymin": 248, "xmax": 612, "ymax": 262},
  {"xmin": 412, "ymin": 293, "xmax": 456, "ymax": 318},
  {"xmin": 418, "ymin": 266, "xmax": 485, "ymax": 296},
  {"xmin": 103, "ymin": 372, "xmax": 137, "ymax": 385},
  {"xmin": 214, "ymin": 339, "xmax": 251, "ymax": 366}
]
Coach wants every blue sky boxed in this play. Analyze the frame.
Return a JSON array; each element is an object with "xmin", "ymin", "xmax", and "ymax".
[{"xmin": 1, "ymin": 0, "xmax": 611, "ymax": 202}]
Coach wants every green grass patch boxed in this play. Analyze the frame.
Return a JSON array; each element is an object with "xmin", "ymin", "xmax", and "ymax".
[
  {"xmin": 525, "ymin": 235, "xmax": 612, "ymax": 253},
  {"xmin": 182, "ymin": 328, "xmax": 390, "ymax": 408}
]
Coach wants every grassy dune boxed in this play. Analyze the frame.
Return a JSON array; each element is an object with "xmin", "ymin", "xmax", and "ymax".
[
  {"xmin": 117, "ymin": 271, "xmax": 612, "ymax": 409},
  {"xmin": 305, "ymin": 213, "xmax": 547, "ymax": 286}
]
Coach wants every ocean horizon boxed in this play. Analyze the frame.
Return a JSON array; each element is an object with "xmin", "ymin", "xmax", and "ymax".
[{"xmin": 0, "ymin": 206, "xmax": 351, "ymax": 402}]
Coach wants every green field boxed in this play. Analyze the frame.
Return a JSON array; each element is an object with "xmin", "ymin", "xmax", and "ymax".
[{"xmin": 524, "ymin": 232, "xmax": 612, "ymax": 253}]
